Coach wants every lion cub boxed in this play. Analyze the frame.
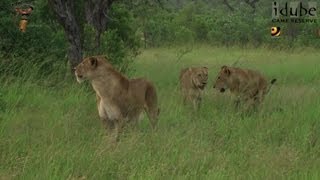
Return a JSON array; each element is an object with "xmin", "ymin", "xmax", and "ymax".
[
  {"xmin": 179, "ymin": 67, "xmax": 208, "ymax": 110},
  {"xmin": 213, "ymin": 65, "xmax": 276, "ymax": 110},
  {"xmin": 74, "ymin": 56, "xmax": 160, "ymax": 141}
]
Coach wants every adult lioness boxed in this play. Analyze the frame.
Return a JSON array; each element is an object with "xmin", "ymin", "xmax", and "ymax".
[
  {"xmin": 213, "ymin": 65, "xmax": 276, "ymax": 110},
  {"xmin": 180, "ymin": 67, "xmax": 208, "ymax": 110},
  {"xmin": 74, "ymin": 56, "xmax": 159, "ymax": 140}
]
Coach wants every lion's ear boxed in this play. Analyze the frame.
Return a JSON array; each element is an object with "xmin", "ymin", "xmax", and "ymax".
[
  {"xmin": 202, "ymin": 67, "xmax": 208, "ymax": 74},
  {"xmin": 221, "ymin": 65, "xmax": 230, "ymax": 75},
  {"xmin": 89, "ymin": 57, "xmax": 98, "ymax": 68},
  {"xmin": 223, "ymin": 67, "xmax": 231, "ymax": 76},
  {"xmin": 188, "ymin": 67, "xmax": 192, "ymax": 72}
]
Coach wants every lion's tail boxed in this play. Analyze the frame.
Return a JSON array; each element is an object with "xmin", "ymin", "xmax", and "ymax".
[
  {"xmin": 145, "ymin": 83, "xmax": 160, "ymax": 129},
  {"xmin": 266, "ymin": 78, "xmax": 277, "ymax": 94}
]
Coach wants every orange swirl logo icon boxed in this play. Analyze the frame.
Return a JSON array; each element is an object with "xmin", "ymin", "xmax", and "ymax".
[{"xmin": 271, "ymin": 27, "xmax": 281, "ymax": 37}]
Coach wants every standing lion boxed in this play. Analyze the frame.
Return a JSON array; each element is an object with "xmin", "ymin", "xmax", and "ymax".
[
  {"xmin": 74, "ymin": 56, "xmax": 160, "ymax": 141},
  {"xmin": 179, "ymin": 66, "xmax": 208, "ymax": 110},
  {"xmin": 213, "ymin": 65, "xmax": 276, "ymax": 110}
]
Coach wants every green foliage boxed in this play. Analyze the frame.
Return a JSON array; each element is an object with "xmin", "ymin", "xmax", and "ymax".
[
  {"xmin": 174, "ymin": 26, "xmax": 194, "ymax": 44},
  {"xmin": 83, "ymin": 3, "xmax": 140, "ymax": 73},
  {"xmin": 102, "ymin": 29, "xmax": 135, "ymax": 72},
  {"xmin": 0, "ymin": 1, "xmax": 140, "ymax": 79},
  {"xmin": 133, "ymin": 1, "xmax": 320, "ymax": 48},
  {"xmin": 2, "ymin": 0, "xmax": 319, "ymax": 81},
  {"xmin": 105, "ymin": 3, "xmax": 140, "ymax": 73},
  {"xmin": 0, "ymin": 0, "xmax": 67, "ymax": 78},
  {"xmin": 143, "ymin": 11, "xmax": 176, "ymax": 46},
  {"xmin": 173, "ymin": 2, "xmax": 213, "ymax": 41}
]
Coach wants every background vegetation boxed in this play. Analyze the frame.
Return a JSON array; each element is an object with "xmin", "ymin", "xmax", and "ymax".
[
  {"xmin": 1, "ymin": 0, "xmax": 319, "ymax": 77},
  {"xmin": 0, "ymin": 0, "xmax": 319, "ymax": 179}
]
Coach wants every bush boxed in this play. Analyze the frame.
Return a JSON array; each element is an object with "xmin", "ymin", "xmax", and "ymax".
[
  {"xmin": 143, "ymin": 11, "xmax": 176, "ymax": 47},
  {"xmin": 84, "ymin": 3, "xmax": 141, "ymax": 73},
  {"xmin": 174, "ymin": 26, "xmax": 195, "ymax": 44},
  {"xmin": 0, "ymin": 1, "xmax": 140, "ymax": 80},
  {"xmin": 102, "ymin": 29, "xmax": 136, "ymax": 72},
  {"xmin": 135, "ymin": 1, "xmax": 320, "ymax": 48},
  {"xmin": 0, "ymin": 0, "xmax": 67, "ymax": 78}
]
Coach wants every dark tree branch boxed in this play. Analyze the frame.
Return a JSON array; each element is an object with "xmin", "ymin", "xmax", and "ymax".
[
  {"xmin": 244, "ymin": 0, "xmax": 259, "ymax": 13},
  {"xmin": 223, "ymin": 0, "xmax": 234, "ymax": 11},
  {"xmin": 48, "ymin": 0, "xmax": 117, "ymax": 71},
  {"xmin": 48, "ymin": 0, "xmax": 82, "ymax": 69},
  {"xmin": 155, "ymin": 0, "xmax": 164, "ymax": 9},
  {"xmin": 85, "ymin": 0, "xmax": 116, "ymax": 49}
]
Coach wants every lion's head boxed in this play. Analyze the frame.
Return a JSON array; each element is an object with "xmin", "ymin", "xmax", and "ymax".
[
  {"xmin": 190, "ymin": 67, "xmax": 208, "ymax": 90},
  {"xmin": 74, "ymin": 56, "xmax": 101, "ymax": 83},
  {"xmin": 213, "ymin": 65, "xmax": 231, "ymax": 93}
]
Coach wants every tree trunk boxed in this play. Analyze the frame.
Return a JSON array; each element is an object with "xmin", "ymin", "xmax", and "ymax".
[
  {"xmin": 223, "ymin": 0, "xmax": 234, "ymax": 11},
  {"xmin": 244, "ymin": 0, "xmax": 259, "ymax": 13},
  {"xmin": 48, "ymin": 0, "xmax": 82, "ymax": 70},
  {"xmin": 85, "ymin": 0, "xmax": 115, "ymax": 49}
]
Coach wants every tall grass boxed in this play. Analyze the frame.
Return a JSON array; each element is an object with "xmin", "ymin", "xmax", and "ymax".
[{"xmin": 1, "ymin": 46, "xmax": 320, "ymax": 179}]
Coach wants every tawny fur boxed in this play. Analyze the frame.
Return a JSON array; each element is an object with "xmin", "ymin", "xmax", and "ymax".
[
  {"xmin": 179, "ymin": 67, "xmax": 208, "ymax": 110},
  {"xmin": 213, "ymin": 65, "xmax": 276, "ymax": 110},
  {"xmin": 74, "ymin": 56, "xmax": 159, "ymax": 140}
]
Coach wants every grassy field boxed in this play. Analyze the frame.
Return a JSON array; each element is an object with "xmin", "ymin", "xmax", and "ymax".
[{"xmin": 1, "ymin": 46, "xmax": 320, "ymax": 179}]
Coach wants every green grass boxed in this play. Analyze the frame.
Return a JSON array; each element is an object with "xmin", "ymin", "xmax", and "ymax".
[{"xmin": 1, "ymin": 46, "xmax": 320, "ymax": 179}]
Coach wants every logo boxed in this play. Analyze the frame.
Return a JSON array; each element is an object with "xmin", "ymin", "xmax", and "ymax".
[
  {"xmin": 271, "ymin": 27, "xmax": 281, "ymax": 37},
  {"xmin": 272, "ymin": 1, "xmax": 317, "ymax": 23}
]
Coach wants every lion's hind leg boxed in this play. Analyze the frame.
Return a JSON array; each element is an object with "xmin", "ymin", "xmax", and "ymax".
[
  {"xmin": 127, "ymin": 108, "xmax": 144, "ymax": 130},
  {"xmin": 144, "ymin": 84, "xmax": 159, "ymax": 130},
  {"xmin": 150, "ymin": 110, "xmax": 160, "ymax": 130},
  {"xmin": 251, "ymin": 90, "xmax": 265, "ymax": 112},
  {"xmin": 144, "ymin": 105, "xmax": 159, "ymax": 130},
  {"xmin": 112, "ymin": 118, "xmax": 125, "ymax": 142}
]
